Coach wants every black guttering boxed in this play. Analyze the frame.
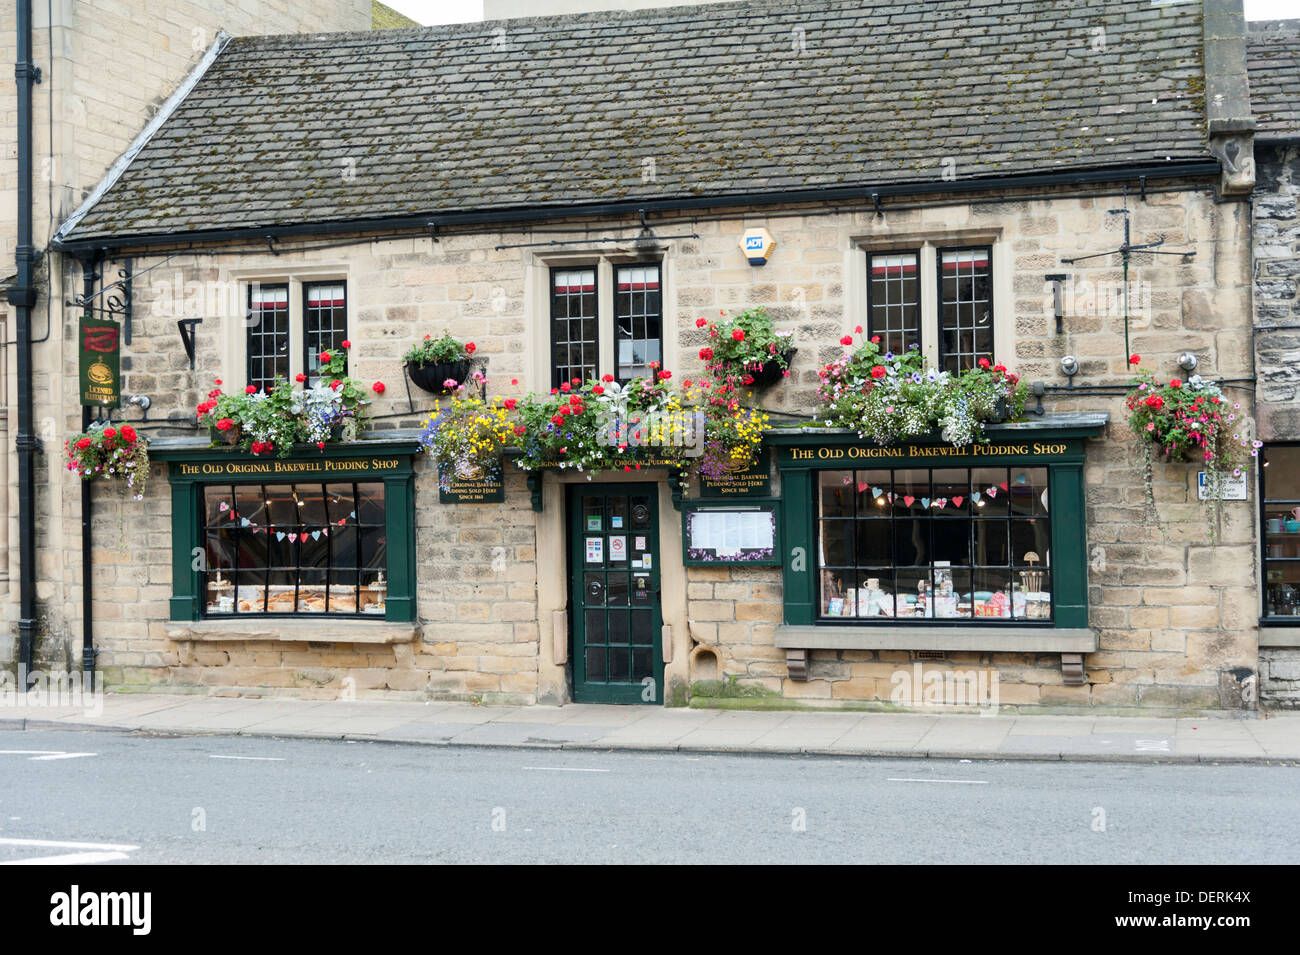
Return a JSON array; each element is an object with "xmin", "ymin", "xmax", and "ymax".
[
  {"xmin": 51, "ymin": 161, "xmax": 1223, "ymax": 255},
  {"xmin": 6, "ymin": 0, "xmax": 38, "ymax": 678}
]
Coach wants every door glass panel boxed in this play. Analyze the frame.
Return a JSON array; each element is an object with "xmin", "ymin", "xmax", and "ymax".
[
  {"xmin": 585, "ymin": 609, "xmax": 606, "ymax": 645},
  {"xmin": 585, "ymin": 647, "xmax": 606, "ymax": 682},
  {"xmin": 632, "ymin": 648, "xmax": 653, "ymax": 682},
  {"xmin": 631, "ymin": 495, "xmax": 652, "ymax": 530},
  {"xmin": 606, "ymin": 573, "xmax": 628, "ymax": 606},
  {"xmin": 630, "ymin": 610, "xmax": 652, "ymax": 645},
  {"xmin": 607, "ymin": 609, "xmax": 630, "ymax": 644},
  {"xmin": 608, "ymin": 646, "xmax": 630, "ymax": 683}
]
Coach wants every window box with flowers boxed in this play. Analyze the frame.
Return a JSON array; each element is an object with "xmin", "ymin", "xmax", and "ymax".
[
  {"xmin": 195, "ymin": 343, "xmax": 385, "ymax": 456},
  {"xmin": 814, "ymin": 329, "xmax": 1026, "ymax": 446}
]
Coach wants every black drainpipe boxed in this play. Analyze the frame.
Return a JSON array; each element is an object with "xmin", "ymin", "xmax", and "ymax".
[
  {"xmin": 8, "ymin": 0, "xmax": 40, "ymax": 682},
  {"xmin": 78, "ymin": 255, "xmax": 100, "ymax": 676}
]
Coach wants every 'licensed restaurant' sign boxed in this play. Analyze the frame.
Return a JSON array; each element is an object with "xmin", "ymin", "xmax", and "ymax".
[{"xmin": 79, "ymin": 316, "xmax": 121, "ymax": 408}]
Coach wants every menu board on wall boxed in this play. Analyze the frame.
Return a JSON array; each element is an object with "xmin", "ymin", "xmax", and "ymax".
[
  {"xmin": 684, "ymin": 504, "xmax": 779, "ymax": 564},
  {"xmin": 439, "ymin": 461, "xmax": 505, "ymax": 503}
]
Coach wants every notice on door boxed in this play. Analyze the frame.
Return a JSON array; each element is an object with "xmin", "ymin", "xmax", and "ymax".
[
  {"xmin": 586, "ymin": 537, "xmax": 603, "ymax": 564},
  {"xmin": 609, "ymin": 536, "xmax": 627, "ymax": 561}
]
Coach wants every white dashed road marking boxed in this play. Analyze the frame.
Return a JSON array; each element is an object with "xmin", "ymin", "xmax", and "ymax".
[
  {"xmin": 888, "ymin": 778, "xmax": 988, "ymax": 785},
  {"xmin": 0, "ymin": 837, "xmax": 139, "ymax": 866},
  {"xmin": 0, "ymin": 750, "xmax": 97, "ymax": 761},
  {"xmin": 208, "ymin": 755, "xmax": 284, "ymax": 761}
]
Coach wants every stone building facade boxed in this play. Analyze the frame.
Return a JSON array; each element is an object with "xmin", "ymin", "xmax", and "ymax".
[
  {"xmin": 0, "ymin": 0, "xmax": 416, "ymax": 670},
  {"xmin": 1247, "ymin": 18, "xmax": 1300, "ymax": 707},
  {"xmin": 6, "ymin": 0, "xmax": 1290, "ymax": 713}
]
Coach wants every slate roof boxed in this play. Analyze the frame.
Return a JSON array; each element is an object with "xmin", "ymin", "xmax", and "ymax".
[
  {"xmin": 61, "ymin": 0, "xmax": 1211, "ymax": 244},
  {"xmin": 1248, "ymin": 20, "xmax": 1300, "ymax": 140}
]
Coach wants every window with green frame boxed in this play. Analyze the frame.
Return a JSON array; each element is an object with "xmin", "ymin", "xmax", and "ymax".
[
  {"xmin": 773, "ymin": 432, "xmax": 1095, "ymax": 633},
  {"xmin": 816, "ymin": 466, "xmax": 1052, "ymax": 621},
  {"xmin": 156, "ymin": 442, "xmax": 419, "ymax": 624}
]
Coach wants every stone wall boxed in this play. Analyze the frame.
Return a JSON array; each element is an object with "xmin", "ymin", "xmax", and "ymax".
[
  {"xmin": 1254, "ymin": 141, "xmax": 1300, "ymax": 440},
  {"xmin": 22, "ymin": 179, "xmax": 1265, "ymax": 710},
  {"xmin": 1259, "ymin": 649, "xmax": 1300, "ymax": 708}
]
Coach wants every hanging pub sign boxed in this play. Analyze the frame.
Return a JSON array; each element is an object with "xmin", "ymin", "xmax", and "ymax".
[
  {"xmin": 79, "ymin": 316, "xmax": 121, "ymax": 408},
  {"xmin": 439, "ymin": 459, "xmax": 505, "ymax": 503},
  {"xmin": 700, "ymin": 446, "xmax": 771, "ymax": 498}
]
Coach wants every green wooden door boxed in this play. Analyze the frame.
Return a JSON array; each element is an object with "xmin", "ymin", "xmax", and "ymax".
[{"xmin": 568, "ymin": 484, "xmax": 663, "ymax": 704}]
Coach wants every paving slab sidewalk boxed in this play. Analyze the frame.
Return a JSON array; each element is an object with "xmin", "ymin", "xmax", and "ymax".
[{"xmin": 2, "ymin": 694, "xmax": 1298, "ymax": 763}]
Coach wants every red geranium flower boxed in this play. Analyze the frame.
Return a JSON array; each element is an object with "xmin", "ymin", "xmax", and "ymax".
[
  {"xmin": 245, "ymin": 385, "xmax": 257, "ymax": 394},
  {"xmin": 560, "ymin": 382, "xmax": 571, "ymax": 392},
  {"xmin": 731, "ymin": 328, "xmax": 745, "ymax": 342},
  {"xmin": 550, "ymin": 414, "xmax": 564, "ymax": 427},
  {"xmin": 699, "ymin": 347, "xmax": 714, "ymax": 360},
  {"xmin": 601, "ymin": 374, "xmax": 614, "ymax": 383},
  {"xmin": 120, "ymin": 425, "xmax": 137, "ymax": 443},
  {"xmin": 658, "ymin": 370, "xmax": 671, "ymax": 380},
  {"xmin": 514, "ymin": 425, "xmax": 526, "ymax": 436},
  {"xmin": 978, "ymin": 357, "xmax": 991, "ymax": 369},
  {"xmin": 591, "ymin": 386, "xmax": 604, "ymax": 395},
  {"xmin": 870, "ymin": 336, "xmax": 880, "ymax": 345},
  {"xmin": 1145, "ymin": 395, "xmax": 1164, "ymax": 410},
  {"xmin": 855, "ymin": 325, "xmax": 863, "ymax": 334},
  {"xmin": 504, "ymin": 398, "xmax": 518, "ymax": 410},
  {"xmin": 1170, "ymin": 379, "xmax": 1181, "ymax": 389},
  {"xmin": 465, "ymin": 342, "xmax": 477, "ymax": 354},
  {"xmin": 569, "ymin": 395, "xmax": 582, "ymax": 406},
  {"xmin": 341, "ymin": 339, "xmax": 352, "ymax": 349},
  {"xmin": 372, "ymin": 381, "xmax": 386, "ymax": 394},
  {"xmin": 76, "ymin": 437, "xmax": 92, "ymax": 451},
  {"xmin": 871, "ymin": 365, "xmax": 887, "ymax": 380},
  {"xmin": 216, "ymin": 418, "xmax": 234, "ymax": 431},
  {"xmin": 1129, "ymin": 353, "xmax": 1141, "ymax": 366},
  {"xmin": 103, "ymin": 427, "xmax": 117, "ymax": 440},
  {"xmin": 295, "ymin": 372, "xmax": 306, "ymax": 383},
  {"xmin": 695, "ymin": 317, "xmax": 708, "ymax": 328},
  {"xmin": 840, "ymin": 335, "xmax": 853, "ymax": 346},
  {"xmin": 319, "ymin": 352, "xmax": 331, "ymax": 364}
]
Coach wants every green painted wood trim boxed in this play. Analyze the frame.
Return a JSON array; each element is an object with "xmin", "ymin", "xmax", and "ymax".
[
  {"xmin": 162, "ymin": 444, "xmax": 419, "ymax": 623},
  {"xmin": 151, "ymin": 438, "xmax": 422, "ymax": 466},
  {"xmin": 779, "ymin": 469, "xmax": 815, "ymax": 625},
  {"xmin": 170, "ymin": 479, "xmax": 201, "ymax": 622},
  {"xmin": 384, "ymin": 473, "xmax": 417, "ymax": 622},
  {"xmin": 567, "ymin": 482, "xmax": 663, "ymax": 704},
  {"xmin": 1049, "ymin": 463, "xmax": 1089, "ymax": 628}
]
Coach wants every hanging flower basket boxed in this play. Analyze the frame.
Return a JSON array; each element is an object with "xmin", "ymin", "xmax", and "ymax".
[
  {"xmin": 407, "ymin": 359, "xmax": 472, "ymax": 395},
  {"xmin": 745, "ymin": 348, "xmax": 797, "ymax": 389},
  {"xmin": 65, "ymin": 421, "xmax": 150, "ymax": 501}
]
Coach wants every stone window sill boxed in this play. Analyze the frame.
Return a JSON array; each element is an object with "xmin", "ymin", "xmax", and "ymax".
[
  {"xmin": 1259, "ymin": 626, "xmax": 1300, "ymax": 649},
  {"xmin": 774, "ymin": 625, "xmax": 1097, "ymax": 654},
  {"xmin": 167, "ymin": 618, "xmax": 419, "ymax": 645}
]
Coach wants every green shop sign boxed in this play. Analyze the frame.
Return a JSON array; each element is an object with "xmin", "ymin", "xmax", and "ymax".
[{"xmin": 79, "ymin": 316, "xmax": 121, "ymax": 408}]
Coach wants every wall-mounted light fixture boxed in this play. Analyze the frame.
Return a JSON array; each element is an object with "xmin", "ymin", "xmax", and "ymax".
[
  {"xmin": 126, "ymin": 394, "xmax": 151, "ymax": 422},
  {"xmin": 1045, "ymin": 274, "xmax": 1069, "ymax": 335},
  {"xmin": 1059, "ymin": 355, "xmax": 1080, "ymax": 388},
  {"xmin": 1177, "ymin": 352, "xmax": 1199, "ymax": 380}
]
